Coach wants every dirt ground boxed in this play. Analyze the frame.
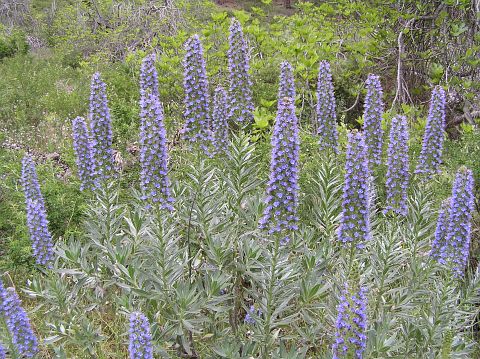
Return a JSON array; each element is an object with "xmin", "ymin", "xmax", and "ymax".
[{"xmin": 215, "ymin": 0, "xmax": 296, "ymax": 16}]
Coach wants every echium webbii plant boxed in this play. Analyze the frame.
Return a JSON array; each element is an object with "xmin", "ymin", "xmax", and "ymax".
[
  {"xmin": 182, "ymin": 34, "xmax": 212, "ymax": 154},
  {"xmin": 0, "ymin": 280, "xmax": 38, "ymax": 358},
  {"xmin": 227, "ymin": 18, "xmax": 254, "ymax": 124},
  {"xmin": 21, "ymin": 155, "xmax": 54, "ymax": 266},
  {"xmin": 440, "ymin": 167, "xmax": 475, "ymax": 277},
  {"xmin": 316, "ymin": 60, "xmax": 338, "ymax": 152},
  {"xmin": 362, "ymin": 74, "xmax": 384, "ymax": 168},
  {"xmin": 212, "ymin": 86, "xmax": 229, "ymax": 153},
  {"xmin": 140, "ymin": 53, "xmax": 160, "ymax": 99},
  {"xmin": 129, "ymin": 312, "xmax": 153, "ymax": 359},
  {"xmin": 89, "ymin": 72, "xmax": 115, "ymax": 182},
  {"xmin": 139, "ymin": 91, "xmax": 174, "ymax": 210},
  {"xmin": 337, "ymin": 131, "xmax": 371, "ymax": 249},
  {"xmin": 430, "ymin": 198, "xmax": 451, "ymax": 261},
  {"xmin": 259, "ymin": 62, "xmax": 299, "ymax": 243},
  {"xmin": 415, "ymin": 85, "xmax": 446, "ymax": 177},
  {"xmin": 0, "ymin": 343, "xmax": 5, "ymax": 359},
  {"xmin": 384, "ymin": 115, "xmax": 410, "ymax": 216},
  {"xmin": 72, "ymin": 116, "xmax": 96, "ymax": 191},
  {"xmin": 333, "ymin": 284, "xmax": 367, "ymax": 359}
]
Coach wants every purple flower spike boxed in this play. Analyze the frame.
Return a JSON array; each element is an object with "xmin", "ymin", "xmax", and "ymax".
[
  {"xmin": 430, "ymin": 198, "xmax": 451, "ymax": 262},
  {"xmin": 139, "ymin": 92, "xmax": 174, "ymax": 211},
  {"xmin": 72, "ymin": 116, "xmax": 96, "ymax": 191},
  {"xmin": 140, "ymin": 53, "xmax": 160, "ymax": 99},
  {"xmin": 338, "ymin": 131, "xmax": 371, "ymax": 249},
  {"xmin": 129, "ymin": 312, "xmax": 153, "ymax": 359},
  {"xmin": 384, "ymin": 115, "xmax": 410, "ymax": 216},
  {"xmin": 316, "ymin": 61, "xmax": 338, "ymax": 152},
  {"xmin": 0, "ymin": 281, "xmax": 38, "ymax": 358},
  {"xmin": 0, "ymin": 343, "xmax": 5, "ymax": 359},
  {"xmin": 182, "ymin": 34, "xmax": 212, "ymax": 155},
  {"xmin": 362, "ymin": 74, "xmax": 384, "ymax": 168},
  {"xmin": 415, "ymin": 86, "xmax": 446, "ymax": 177},
  {"xmin": 333, "ymin": 284, "xmax": 367, "ymax": 359},
  {"xmin": 278, "ymin": 61, "xmax": 295, "ymax": 101},
  {"xmin": 89, "ymin": 72, "xmax": 115, "ymax": 182},
  {"xmin": 442, "ymin": 167, "xmax": 475, "ymax": 277},
  {"xmin": 21, "ymin": 155, "xmax": 54, "ymax": 266},
  {"xmin": 259, "ymin": 62, "xmax": 300, "ymax": 244},
  {"xmin": 212, "ymin": 86, "xmax": 229, "ymax": 154},
  {"xmin": 227, "ymin": 18, "xmax": 254, "ymax": 124}
]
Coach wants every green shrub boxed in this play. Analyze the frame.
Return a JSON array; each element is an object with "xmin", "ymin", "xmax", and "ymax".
[{"xmin": 0, "ymin": 29, "xmax": 28, "ymax": 60}]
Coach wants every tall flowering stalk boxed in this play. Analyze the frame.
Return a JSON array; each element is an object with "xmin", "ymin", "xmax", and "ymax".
[
  {"xmin": 0, "ymin": 343, "xmax": 5, "ymax": 359},
  {"xmin": 259, "ymin": 62, "xmax": 300, "ymax": 243},
  {"xmin": 227, "ymin": 18, "xmax": 254, "ymax": 124},
  {"xmin": 338, "ymin": 132, "xmax": 371, "ymax": 249},
  {"xmin": 182, "ymin": 34, "xmax": 212, "ymax": 154},
  {"xmin": 21, "ymin": 155, "xmax": 54, "ymax": 266},
  {"xmin": 212, "ymin": 86, "xmax": 229, "ymax": 153},
  {"xmin": 316, "ymin": 61, "xmax": 338, "ymax": 152},
  {"xmin": 384, "ymin": 115, "xmax": 410, "ymax": 216},
  {"xmin": 139, "ymin": 92, "xmax": 174, "ymax": 210},
  {"xmin": 442, "ymin": 168, "xmax": 475, "ymax": 277},
  {"xmin": 278, "ymin": 61, "xmax": 295, "ymax": 100},
  {"xmin": 430, "ymin": 198, "xmax": 451, "ymax": 261},
  {"xmin": 415, "ymin": 86, "xmax": 446, "ymax": 177},
  {"xmin": 89, "ymin": 72, "xmax": 114, "ymax": 182},
  {"xmin": 72, "ymin": 116, "xmax": 96, "ymax": 190},
  {"xmin": 138, "ymin": 53, "xmax": 173, "ymax": 210},
  {"xmin": 140, "ymin": 53, "xmax": 160, "ymax": 99},
  {"xmin": 0, "ymin": 281, "xmax": 38, "ymax": 358},
  {"xmin": 333, "ymin": 284, "xmax": 368, "ymax": 359},
  {"xmin": 129, "ymin": 312, "xmax": 154, "ymax": 359},
  {"xmin": 362, "ymin": 74, "xmax": 384, "ymax": 167}
]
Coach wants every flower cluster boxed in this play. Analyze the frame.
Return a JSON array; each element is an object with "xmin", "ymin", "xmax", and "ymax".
[
  {"xmin": 415, "ymin": 86, "xmax": 446, "ymax": 177},
  {"xmin": 333, "ymin": 284, "xmax": 367, "ymax": 359},
  {"xmin": 89, "ymin": 72, "xmax": 115, "ymax": 182},
  {"xmin": 244, "ymin": 305, "xmax": 262, "ymax": 325},
  {"xmin": 259, "ymin": 62, "xmax": 299, "ymax": 243},
  {"xmin": 72, "ymin": 116, "xmax": 96, "ymax": 190},
  {"xmin": 384, "ymin": 115, "xmax": 410, "ymax": 216},
  {"xmin": 0, "ymin": 343, "xmax": 5, "ymax": 359},
  {"xmin": 430, "ymin": 198, "xmax": 451, "ymax": 261},
  {"xmin": 139, "ymin": 91, "xmax": 174, "ymax": 210},
  {"xmin": 316, "ymin": 61, "xmax": 338, "ymax": 152},
  {"xmin": 129, "ymin": 312, "xmax": 154, "ymax": 359},
  {"xmin": 435, "ymin": 168, "xmax": 475, "ymax": 277},
  {"xmin": 0, "ymin": 281, "xmax": 38, "ymax": 358},
  {"xmin": 338, "ymin": 132, "xmax": 371, "ymax": 249},
  {"xmin": 362, "ymin": 74, "xmax": 384, "ymax": 168},
  {"xmin": 212, "ymin": 86, "xmax": 229, "ymax": 153},
  {"xmin": 182, "ymin": 34, "xmax": 212, "ymax": 154},
  {"xmin": 227, "ymin": 18, "xmax": 254, "ymax": 124},
  {"xmin": 21, "ymin": 155, "xmax": 54, "ymax": 266},
  {"xmin": 140, "ymin": 53, "xmax": 160, "ymax": 99}
]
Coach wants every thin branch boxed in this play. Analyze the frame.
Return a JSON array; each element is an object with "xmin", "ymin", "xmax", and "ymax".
[
  {"xmin": 391, "ymin": 18, "xmax": 414, "ymax": 110},
  {"xmin": 342, "ymin": 92, "xmax": 360, "ymax": 113}
]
